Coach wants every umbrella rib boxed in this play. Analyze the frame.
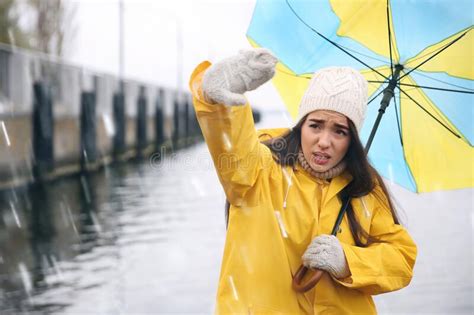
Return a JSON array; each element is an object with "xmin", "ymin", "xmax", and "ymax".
[
  {"xmin": 367, "ymin": 85, "xmax": 387, "ymax": 106},
  {"xmin": 331, "ymin": 44, "xmax": 388, "ymax": 64},
  {"xmin": 276, "ymin": 68, "xmax": 311, "ymax": 79},
  {"xmin": 285, "ymin": 0, "xmax": 389, "ymax": 80},
  {"xmin": 393, "ymin": 90, "xmax": 403, "ymax": 147},
  {"xmin": 404, "ymin": 38, "xmax": 460, "ymax": 66},
  {"xmin": 386, "ymin": 0, "xmax": 394, "ymax": 77},
  {"xmin": 403, "ymin": 67, "xmax": 474, "ymax": 91},
  {"xmin": 399, "ymin": 30, "xmax": 469, "ymax": 81},
  {"xmin": 368, "ymin": 80, "xmax": 474, "ymax": 94},
  {"xmin": 413, "ymin": 80, "xmax": 458, "ymax": 131},
  {"xmin": 404, "ymin": 26, "xmax": 473, "ymax": 66},
  {"xmin": 397, "ymin": 87, "xmax": 461, "ymax": 139}
]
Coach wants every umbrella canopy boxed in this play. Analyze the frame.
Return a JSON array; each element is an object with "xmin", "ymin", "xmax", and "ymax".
[{"xmin": 247, "ymin": 0, "xmax": 474, "ymax": 192}]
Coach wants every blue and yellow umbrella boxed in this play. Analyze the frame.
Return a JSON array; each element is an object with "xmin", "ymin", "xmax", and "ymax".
[{"xmin": 247, "ymin": 0, "xmax": 473, "ymax": 192}]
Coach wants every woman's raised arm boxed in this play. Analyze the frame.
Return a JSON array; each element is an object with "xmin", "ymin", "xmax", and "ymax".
[{"xmin": 188, "ymin": 49, "xmax": 278, "ymax": 206}]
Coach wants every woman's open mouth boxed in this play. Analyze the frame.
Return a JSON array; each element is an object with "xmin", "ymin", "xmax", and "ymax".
[{"xmin": 312, "ymin": 152, "xmax": 330, "ymax": 166}]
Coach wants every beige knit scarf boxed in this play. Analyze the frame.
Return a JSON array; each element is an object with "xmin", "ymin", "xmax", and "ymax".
[{"xmin": 297, "ymin": 150, "xmax": 346, "ymax": 180}]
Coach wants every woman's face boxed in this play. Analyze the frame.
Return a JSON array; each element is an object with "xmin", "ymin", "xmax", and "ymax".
[{"xmin": 300, "ymin": 110, "xmax": 351, "ymax": 172}]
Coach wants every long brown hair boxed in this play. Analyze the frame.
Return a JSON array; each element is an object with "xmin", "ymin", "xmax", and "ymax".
[{"xmin": 260, "ymin": 115, "xmax": 400, "ymax": 246}]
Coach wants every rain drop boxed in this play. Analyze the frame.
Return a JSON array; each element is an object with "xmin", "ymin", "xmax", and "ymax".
[
  {"xmin": 1, "ymin": 120, "xmax": 11, "ymax": 146},
  {"xmin": 387, "ymin": 164, "xmax": 395, "ymax": 185},
  {"xmin": 360, "ymin": 197, "xmax": 371, "ymax": 218},
  {"xmin": 274, "ymin": 211, "xmax": 288, "ymax": 238},
  {"xmin": 80, "ymin": 175, "xmax": 92, "ymax": 204},
  {"xmin": 281, "ymin": 167, "xmax": 292, "ymax": 186},
  {"xmin": 239, "ymin": 246, "xmax": 254, "ymax": 274},
  {"xmin": 64, "ymin": 201, "xmax": 78, "ymax": 236},
  {"xmin": 227, "ymin": 275, "xmax": 239, "ymax": 301},
  {"xmin": 18, "ymin": 262, "xmax": 32, "ymax": 294},
  {"xmin": 51, "ymin": 256, "xmax": 64, "ymax": 283},
  {"xmin": 10, "ymin": 201, "xmax": 21, "ymax": 228},
  {"xmin": 82, "ymin": 149, "xmax": 89, "ymax": 165},
  {"xmin": 90, "ymin": 212, "xmax": 102, "ymax": 233},
  {"xmin": 222, "ymin": 132, "xmax": 232, "ymax": 151},
  {"xmin": 190, "ymin": 176, "xmax": 206, "ymax": 197},
  {"xmin": 102, "ymin": 113, "xmax": 115, "ymax": 137}
]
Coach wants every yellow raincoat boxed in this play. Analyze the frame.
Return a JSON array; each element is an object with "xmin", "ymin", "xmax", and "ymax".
[{"xmin": 190, "ymin": 61, "xmax": 417, "ymax": 314}]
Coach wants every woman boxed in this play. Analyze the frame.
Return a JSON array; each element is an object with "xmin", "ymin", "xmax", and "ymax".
[{"xmin": 189, "ymin": 48, "xmax": 417, "ymax": 314}]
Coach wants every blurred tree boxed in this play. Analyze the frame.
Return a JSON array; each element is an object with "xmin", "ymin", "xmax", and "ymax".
[
  {"xmin": 0, "ymin": 0, "xmax": 31, "ymax": 48},
  {"xmin": 28, "ymin": 0, "xmax": 77, "ymax": 56},
  {"xmin": 0, "ymin": 0, "xmax": 76, "ymax": 56}
]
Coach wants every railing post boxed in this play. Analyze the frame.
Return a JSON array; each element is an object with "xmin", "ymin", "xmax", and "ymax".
[
  {"xmin": 136, "ymin": 86, "xmax": 147, "ymax": 157},
  {"xmin": 172, "ymin": 99, "xmax": 179, "ymax": 150},
  {"xmin": 32, "ymin": 81, "xmax": 54, "ymax": 179},
  {"xmin": 155, "ymin": 89, "xmax": 164, "ymax": 148},
  {"xmin": 80, "ymin": 91, "xmax": 97, "ymax": 170},
  {"xmin": 113, "ymin": 90, "xmax": 126, "ymax": 159}
]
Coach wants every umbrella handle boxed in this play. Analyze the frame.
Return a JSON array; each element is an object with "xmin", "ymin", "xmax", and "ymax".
[{"xmin": 292, "ymin": 264, "xmax": 325, "ymax": 293}]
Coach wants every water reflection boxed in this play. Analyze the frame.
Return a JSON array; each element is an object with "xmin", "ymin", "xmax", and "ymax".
[{"xmin": 0, "ymin": 145, "xmax": 226, "ymax": 314}]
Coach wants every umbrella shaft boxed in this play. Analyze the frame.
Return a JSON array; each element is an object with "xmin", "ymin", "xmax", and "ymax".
[{"xmin": 365, "ymin": 66, "xmax": 402, "ymax": 153}]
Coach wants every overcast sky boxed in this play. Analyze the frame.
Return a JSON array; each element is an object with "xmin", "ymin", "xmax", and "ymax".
[{"xmin": 67, "ymin": 0, "xmax": 286, "ymax": 112}]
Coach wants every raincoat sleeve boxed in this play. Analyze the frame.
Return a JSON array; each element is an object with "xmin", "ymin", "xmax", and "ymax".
[
  {"xmin": 335, "ymin": 187, "xmax": 417, "ymax": 295},
  {"xmin": 189, "ymin": 61, "xmax": 274, "ymax": 206}
]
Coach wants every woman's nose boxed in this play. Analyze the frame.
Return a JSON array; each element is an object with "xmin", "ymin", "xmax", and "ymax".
[{"xmin": 317, "ymin": 131, "xmax": 331, "ymax": 148}]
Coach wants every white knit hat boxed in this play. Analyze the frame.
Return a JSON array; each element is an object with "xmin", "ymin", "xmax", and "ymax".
[{"xmin": 297, "ymin": 66, "xmax": 368, "ymax": 132}]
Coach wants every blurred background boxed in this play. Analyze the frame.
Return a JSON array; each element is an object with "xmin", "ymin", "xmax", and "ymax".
[{"xmin": 0, "ymin": 0, "xmax": 472, "ymax": 314}]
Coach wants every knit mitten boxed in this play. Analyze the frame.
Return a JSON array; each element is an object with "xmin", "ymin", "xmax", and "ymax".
[
  {"xmin": 202, "ymin": 48, "xmax": 278, "ymax": 106},
  {"xmin": 302, "ymin": 234, "xmax": 351, "ymax": 279}
]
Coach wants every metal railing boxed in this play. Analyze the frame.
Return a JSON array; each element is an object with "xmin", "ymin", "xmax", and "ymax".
[{"xmin": 0, "ymin": 43, "xmax": 201, "ymax": 187}]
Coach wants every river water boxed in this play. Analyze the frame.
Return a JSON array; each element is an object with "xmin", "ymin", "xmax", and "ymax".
[
  {"xmin": 0, "ymin": 143, "xmax": 226, "ymax": 314},
  {"xmin": 0, "ymin": 112, "xmax": 472, "ymax": 314}
]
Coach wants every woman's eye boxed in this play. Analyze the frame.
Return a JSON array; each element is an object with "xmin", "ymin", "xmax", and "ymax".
[
  {"xmin": 336, "ymin": 130, "xmax": 348, "ymax": 136},
  {"xmin": 309, "ymin": 124, "xmax": 320, "ymax": 129}
]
